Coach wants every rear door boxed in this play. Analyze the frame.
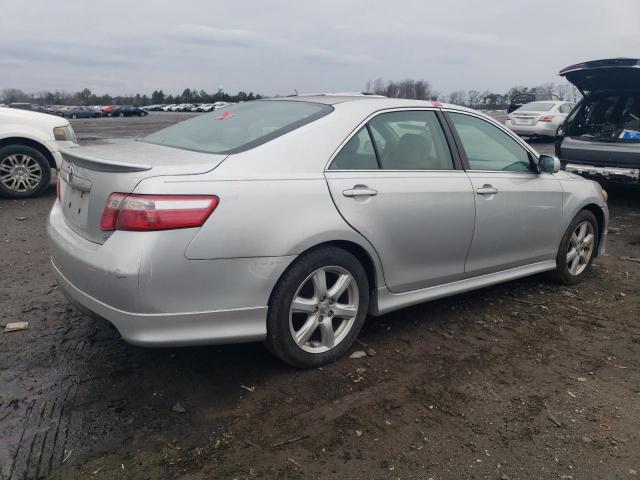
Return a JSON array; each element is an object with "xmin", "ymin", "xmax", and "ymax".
[
  {"xmin": 445, "ymin": 111, "xmax": 563, "ymax": 276},
  {"xmin": 325, "ymin": 109, "xmax": 475, "ymax": 293}
]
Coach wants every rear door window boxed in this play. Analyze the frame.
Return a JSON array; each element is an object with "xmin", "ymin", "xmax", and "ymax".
[
  {"xmin": 329, "ymin": 110, "xmax": 454, "ymax": 170},
  {"xmin": 143, "ymin": 100, "xmax": 333, "ymax": 154},
  {"xmin": 368, "ymin": 111, "xmax": 454, "ymax": 170}
]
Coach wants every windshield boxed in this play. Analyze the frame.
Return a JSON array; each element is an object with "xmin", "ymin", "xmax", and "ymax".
[
  {"xmin": 142, "ymin": 100, "xmax": 333, "ymax": 154},
  {"xmin": 517, "ymin": 102, "xmax": 556, "ymax": 112}
]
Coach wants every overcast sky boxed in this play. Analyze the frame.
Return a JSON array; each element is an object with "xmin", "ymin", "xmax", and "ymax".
[{"xmin": 1, "ymin": 0, "xmax": 638, "ymax": 97}]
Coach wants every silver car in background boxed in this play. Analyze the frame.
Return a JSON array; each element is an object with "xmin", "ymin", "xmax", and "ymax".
[
  {"xmin": 505, "ymin": 100, "xmax": 575, "ymax": 138},
  {"xmin": 47, "ymin": 96, "xmax": 608, "ymax": 368}
]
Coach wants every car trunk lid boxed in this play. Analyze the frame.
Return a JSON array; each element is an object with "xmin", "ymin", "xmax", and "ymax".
[
  {"xmin": 560, "ymin": 58, "xmax": 640, "ymax": 94},
  {"xmin": 58, "ymin": 141, "xmax": 226, "ymax": 244}
]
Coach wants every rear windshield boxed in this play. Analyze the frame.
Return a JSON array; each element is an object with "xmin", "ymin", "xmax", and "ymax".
[
  {"xmin": 517, "ymin": 102, "xmax": 556, "ymax": 112},
  {"xmin": 142, "ymin": 100, "xmax": 333, "ymax": 154}
]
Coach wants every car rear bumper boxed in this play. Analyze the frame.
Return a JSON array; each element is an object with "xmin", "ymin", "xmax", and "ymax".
[
  {"xmin": 565, "ymin": 163, "xmax": 640, "ymax": 183},
  {"xmin": 52, "ymin": 260, "xmax": 268, "ymax": 346},
  {"xmin": 47, "ymin": 200, "xmax": 295, "ymax": 346},
  {"xmin": 506, "ymin": 122, "xmax": 557, "ymax": 137}
]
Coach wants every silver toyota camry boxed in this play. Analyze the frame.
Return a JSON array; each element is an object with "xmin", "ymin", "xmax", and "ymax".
[{"xmin": 47, "ymin": 96, "xmax": 609, "ymax": 368}]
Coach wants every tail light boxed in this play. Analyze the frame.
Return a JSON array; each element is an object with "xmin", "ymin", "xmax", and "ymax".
[
  {"xmin": 56, "ymin": 174, "xmax": 61, "ymax": 201},
  {"xmin": 100, "ymin": 194, "xmax": 219, "ymax": 232},
  {"xmin": 538, "ymin": 115, "xmax": 555, "ymax": 122}
]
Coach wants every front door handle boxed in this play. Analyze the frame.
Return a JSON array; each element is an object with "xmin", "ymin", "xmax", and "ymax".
[
  {"xmin": 476, "ymin": 184, "xmax": 498, "ymax": 195},
  {"xmin": 343, "ymin": 186, "xmax": 378, "ymax": 198}
]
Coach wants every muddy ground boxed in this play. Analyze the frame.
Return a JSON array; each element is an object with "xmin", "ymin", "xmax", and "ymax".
[{"xmin": 1, "ymin": 113, "xmax": 639, "ymax": 480}]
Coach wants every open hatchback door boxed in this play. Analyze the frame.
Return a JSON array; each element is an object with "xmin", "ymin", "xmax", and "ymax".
[{"xmin": 560, "ymin": 58, "xmax": 640, "ymax": 94}]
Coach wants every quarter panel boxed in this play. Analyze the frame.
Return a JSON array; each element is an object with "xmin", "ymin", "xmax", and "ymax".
[{"xmin": 137, "ymin": 177, "xmax": 387, "ymax": 286}]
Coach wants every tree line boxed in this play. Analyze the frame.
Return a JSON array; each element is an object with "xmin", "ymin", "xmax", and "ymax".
[
  {"xmin": 2, "ymin": 80, "xmax": 581, "ymax": 109},
  {"xmin": 0, "ymin": 87, "xmax": 262, "ymax": 106},
  {"xmin": 365, "ymin": 78, "xmax": 582, "ymax": 109}
]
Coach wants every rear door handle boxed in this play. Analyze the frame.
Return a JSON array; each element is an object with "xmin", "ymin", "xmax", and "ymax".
[
  {"xmin": 343, "ymin": 187, "xmax": 378, "ymax": 198},
  {"xmin": 476, "ymin": 184, "xmax": 498, "ymax": 195}
]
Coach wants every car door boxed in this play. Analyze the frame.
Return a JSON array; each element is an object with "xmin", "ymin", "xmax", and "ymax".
[
  {"xmin": 325, "ymin": 109, "xmax": 476, "ymax": 293},
  {"xmin": 445, "ymin": 110, "xmax": 563, "ymax": 276}
]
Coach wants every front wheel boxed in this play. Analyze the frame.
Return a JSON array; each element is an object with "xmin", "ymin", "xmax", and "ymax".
[
  {"xmin": 549, "ymin": 210, "xmax": 599, "ymax": 285},
  {"xmin": 265, "ymin": 247, "xmax": 369, "ymax": 368},
  {"xmin": 0, "ymin": 145, "xmax": 51, "ymax": 198}
]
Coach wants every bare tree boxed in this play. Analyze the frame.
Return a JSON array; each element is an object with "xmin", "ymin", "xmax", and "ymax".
[
  {"xmin": 467, "ymin": 90, "xmax": 481, "ymax": 109},
  {"xmin": 447, "ymin": 90, "xmax": 467, "ymax": 106}
]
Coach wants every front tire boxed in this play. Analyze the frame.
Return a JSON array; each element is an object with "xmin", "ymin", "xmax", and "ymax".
[
  {"xmin": 0, "ymin": 145, "xmax": 51, "ymax": 198},
  {"xmin": 265, "ymin": 247, "xmax": 369, "ymax": 368},
  {"xmin": 549, "ymin": 210, "xmax": 598, "ymax": 285}
]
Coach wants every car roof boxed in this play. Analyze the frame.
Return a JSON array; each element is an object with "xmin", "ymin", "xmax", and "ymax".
[{"xmin": 268, "ymin": 94, "xmax": 477, "ymax": 113}]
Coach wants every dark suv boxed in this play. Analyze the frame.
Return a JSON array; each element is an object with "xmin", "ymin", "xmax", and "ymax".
[
  {"xmin": 555, "ymin": 58, "xmax": 640, "ymax": 184},
  {"xmin": 507, "ymin": 92, "xmax": 560, "ymax": 114}
]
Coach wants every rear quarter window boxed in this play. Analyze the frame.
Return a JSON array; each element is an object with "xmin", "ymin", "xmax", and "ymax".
[{"xmin": 143, "ymin": 100, "xmax": 333, "ymax": 154}]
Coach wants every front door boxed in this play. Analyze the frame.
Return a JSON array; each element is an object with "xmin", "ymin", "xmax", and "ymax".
[
  {"xmin": 325, "ymin": 110, "xmax": 475, "ymax": 293},
  {"xmin": 446, "ymin": 111, "xmax": 564, "ymax": 276}
]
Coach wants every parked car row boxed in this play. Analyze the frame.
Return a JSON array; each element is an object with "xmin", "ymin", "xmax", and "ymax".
[
  {"xmin": 7, "ymin": 103, "xmax": 150, "ymax": 118},
  {"xmin": 144, "ymin": 102, "xmax": 233, "ymax": 112}
]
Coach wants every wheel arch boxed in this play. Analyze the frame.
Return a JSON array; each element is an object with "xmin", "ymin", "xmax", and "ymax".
[
  {"xmin": 581, "ymin": 203, "xmax": 606, "ymax": 256},
  {"xmin": 267, "ymin": 239, "xmax": 381, "ymax": 310},
  {"xmin": 0, "ymin": 137, "xmax": 57, "ymax": 169}
]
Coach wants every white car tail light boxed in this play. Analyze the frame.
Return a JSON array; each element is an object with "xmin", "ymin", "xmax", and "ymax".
[{"xmin": 100, "ymin": 194, "xmax": 219, "ymax": 231}]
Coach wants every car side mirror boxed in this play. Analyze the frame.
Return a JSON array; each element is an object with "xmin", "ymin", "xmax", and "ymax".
[{"xmin": 538, "ymin": 154, "xmax": 561, "ymax": 173}]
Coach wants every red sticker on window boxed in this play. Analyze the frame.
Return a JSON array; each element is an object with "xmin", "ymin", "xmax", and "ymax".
[{"xmin": 217, "ymin": 111, "xmax": 233, "ymax": 120}]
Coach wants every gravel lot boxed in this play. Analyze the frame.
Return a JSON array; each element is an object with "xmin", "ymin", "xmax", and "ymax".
[{"xmin": 1, "ymin": 112, "xmax": 638, "ymax": 480}]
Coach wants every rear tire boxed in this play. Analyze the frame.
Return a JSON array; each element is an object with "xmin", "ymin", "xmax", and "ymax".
[
  {"xmin": 0, "ymin": 145, "xmax": 51, "ymax": 198},
  {"xmin": 549, "ymin": 210, "xmax": 598, "ymax": 285},
  {"xmin": 265, "ymin": 247, "xmax": 369, "ymax": 368}
]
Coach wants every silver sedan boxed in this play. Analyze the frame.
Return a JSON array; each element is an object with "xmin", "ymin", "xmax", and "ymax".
[
  {"xmin": 47, "ymin": 96, "xmax": 609, "ymax": 367},
  {"xmin": 505, "ymin": 100, "xmax": 575, "ymax": 138}
]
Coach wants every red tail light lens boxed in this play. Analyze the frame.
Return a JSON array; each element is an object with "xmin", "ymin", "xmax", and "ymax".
[
  {"xmin": 538, "ymin": 115, "xmax": 555, "ymax": 122},
  {"xmin": 100, "ymin": 193, "xmax": 127, "ymax": 230},
  {"xmin": 56, "ymin": 174, "xmax": 61, "ymax": 201},
  {"xmin": 100, "ymin": 194, "xmax": 219, "ymax": 232}
]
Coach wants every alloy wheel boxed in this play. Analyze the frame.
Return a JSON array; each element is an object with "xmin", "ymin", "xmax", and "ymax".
[
  {"xmin": 0, "ymin": 154, "xmax": 43, "ymax": 193},
  {"xmin": 289, "ymin": 266, "xmax": 359, "ymax": 354},
  {"xmin": 566, "ymin": 220, "xmax": 595, "ymax": 276}
]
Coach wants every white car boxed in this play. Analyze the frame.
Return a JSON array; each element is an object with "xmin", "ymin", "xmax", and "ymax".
[
  {"xmin": 0, "ymin": 107, "xmax": 78, "ymax": 198},
  {"xmin": 506, "ymin": 101, "xmax": 575, "ymax": 138}
]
